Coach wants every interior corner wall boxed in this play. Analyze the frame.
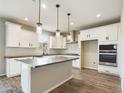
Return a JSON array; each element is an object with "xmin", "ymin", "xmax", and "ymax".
[
  {"xmin": 119, "ymin": 0, "xmax": 124, "ymax": 93},
  {"xmin": 83, "ymin": 40, "xmax": 98, "ymax": 70}
]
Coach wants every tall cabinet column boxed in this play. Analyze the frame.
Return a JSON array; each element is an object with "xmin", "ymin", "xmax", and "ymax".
[{"xmin": 0, "ymin": 19, "xmax": 5, "ymax": 75}]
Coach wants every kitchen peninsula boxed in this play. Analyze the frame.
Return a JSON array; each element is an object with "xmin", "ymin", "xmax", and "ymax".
[{"xmin": 18, "ymin": 55, "xmax": 79, "ymax": 93}]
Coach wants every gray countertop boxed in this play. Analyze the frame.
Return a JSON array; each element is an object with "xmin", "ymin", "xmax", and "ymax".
[
  {"xmin": 17, "ymin": 55, "xmax": 79, "ymax": 68},
  {"xmin": 5, "ymin": 54, "xmax": 79, "ymax": 58}
]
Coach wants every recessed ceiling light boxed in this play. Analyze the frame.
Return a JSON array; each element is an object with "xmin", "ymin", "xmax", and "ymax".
[
  {"xmin": 70, "ymin": 22, "xmax": 74, "ymax": 25},
  {"xmin": 96, "ymin": 14, "xmax": 101, "ymax": 18},
  {"xmin": 41, "ymin": 3, "xmax": 47, "ymax": 9},
  {"xmin": 24, "ymin": 17, "xmax": 29, "ymax": 21}
]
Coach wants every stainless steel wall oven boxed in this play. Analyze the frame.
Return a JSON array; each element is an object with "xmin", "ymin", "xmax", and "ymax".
[{"xmin": 99, "ymin": 44, "xmax": 117, "ymax": 67}]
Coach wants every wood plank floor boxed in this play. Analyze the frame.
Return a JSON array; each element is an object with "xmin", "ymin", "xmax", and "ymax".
[{"xmin": 0, "ymin": 68, "xmax": 121, "ymax": 93}]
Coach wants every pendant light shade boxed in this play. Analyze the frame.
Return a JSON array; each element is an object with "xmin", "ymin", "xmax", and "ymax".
[
  {"xmin": 56, "ymin": 4, "xmax": 60, "ymax": 37},
  {"xmin": 67, "ymin": 34, "xmax": 71, "ymax": 40},
  {"xmin": 36, "ymin": 23, "xmax": 42, "ymax": 34},
  {"xmin": 67, "ymin": 13, "xmax": 72, "ymax": 41},
  {"xmin": 36, "ymin": 0, "xmax": 42, "ymax": 35},
  {"xmin": 56, "ymin": 31, "xmax": 60, "ymax": 37}
]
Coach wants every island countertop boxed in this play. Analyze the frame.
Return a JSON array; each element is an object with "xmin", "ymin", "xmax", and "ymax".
[{"xmin": 17, "ymin": 55, "xmax": 79, "ymax": 68}]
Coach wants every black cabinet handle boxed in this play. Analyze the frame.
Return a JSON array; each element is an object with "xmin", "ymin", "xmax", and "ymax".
[
  {"xmin": 106, "ymin": 36, "xmax": 109, "ymax": 40},
  {"xmin": 19, "ymin": 42, "xmax": 21, "ymax": 46},
  {"xmin": 87, "ymin": 34, "xmax": 89, "ymax": 37}
]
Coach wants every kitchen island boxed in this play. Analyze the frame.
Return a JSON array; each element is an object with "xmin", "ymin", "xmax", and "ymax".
[{"xmin": 18, "ymin": 55, "xmax": 79, "ymax": 93}]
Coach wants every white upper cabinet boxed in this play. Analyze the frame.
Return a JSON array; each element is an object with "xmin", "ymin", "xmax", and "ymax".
[
  {"xmin": 6, "ymin": 22, "xmax": 22, "ymax": 47},
  {"xmin": 49, "ymin": 36, "xmax": 66, "ymax": 49},
  {"xmin": 98, "ymin": 23, "xmax": 119, "ymax": 42},
  {"xmin": 22, "ymin": 29, "xmax": 39, "ymax": 48},
  {"xmin": 6, "ymin": 22, "xmax": 39, "ymax": 48},
  {"xmin": 80, "ymin": 23, "xmax": 119, "ymax": 42},
  {"xmin": 80, "ymin": 28, "xmax": 99, "ymax": 41}
]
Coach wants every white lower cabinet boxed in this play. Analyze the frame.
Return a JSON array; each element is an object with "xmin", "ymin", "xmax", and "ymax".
[
  {"xmin": 72, "ymin": 59, "xmax": 81, "ymax": 69},
  {"xmin": 6, "ymin": 57, "xmax": 33, "ymax": 77},
  {"xmin": 98, "ymin": 65, "xmax": 119, "ymax": 76},
  {"xmin": 6, "ymin": 58, "xmax": 21, "ymax": 77}
]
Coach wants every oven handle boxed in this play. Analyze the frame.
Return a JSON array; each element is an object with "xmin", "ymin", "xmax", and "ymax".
[{"xmin": 99, "ymin": 53, "xmax": 117, "ymax": 55}]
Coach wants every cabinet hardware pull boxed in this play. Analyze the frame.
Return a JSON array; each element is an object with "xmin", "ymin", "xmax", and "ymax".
[{"xmin": 19, "ymin": 42, "xmax": 21, "ymax": 46}]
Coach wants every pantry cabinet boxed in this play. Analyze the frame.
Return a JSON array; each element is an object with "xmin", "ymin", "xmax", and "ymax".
[
  {"xmin": 80, "ymin": 23, "xmax": 119, "ymax": 42},
  {"xmin": 5, "ymin": 22, "xmax": 39, "ymax": 48},
  {"xmin": 49, "ymin": 36, "xmax": 66, "ymax": 49}
]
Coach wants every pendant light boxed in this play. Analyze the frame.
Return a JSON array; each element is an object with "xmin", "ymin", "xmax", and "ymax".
[
  {"xmin": 36, "ymin": 0, "xmax": 42, "ymax": 35},
  {"xmin": 56, "ymin": 4, "xmax": 60, "ymax": 37},
  {"xmin": 67, "ymin": 13, "xmax": 72, "ymax": 41}
]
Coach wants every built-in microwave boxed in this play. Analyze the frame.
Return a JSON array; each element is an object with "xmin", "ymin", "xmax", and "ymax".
[{"xmin": 99, "ymin": 44, "xmax": 117, "ymax": 67}]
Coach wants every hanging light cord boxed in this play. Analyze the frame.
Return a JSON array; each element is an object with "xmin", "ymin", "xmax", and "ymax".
[
  {"xmin": 56, "ymin": 4, "xmax": 60, "ymax": 32},
  {"xmin": 67, "ymin": 13, "xmax": 71, "ymax": 34},
  {"xmin": 39, "ymin": 0, "xmax": 41, "ymax": 23}
]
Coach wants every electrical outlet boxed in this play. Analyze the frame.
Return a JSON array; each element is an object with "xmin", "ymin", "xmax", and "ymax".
[{"xmin": 93, "ymin": 62, "xmax": 96, "ymax": 64}]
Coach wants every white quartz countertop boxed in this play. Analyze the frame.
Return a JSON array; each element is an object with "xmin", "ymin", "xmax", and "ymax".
[{"xmin": 17, "ymin": 55, "xmax": 79, "ymax": 68}]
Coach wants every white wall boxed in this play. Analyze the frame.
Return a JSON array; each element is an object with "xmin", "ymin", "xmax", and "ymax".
[
  {"xmin": 0, "ymin": 19, "xmax": 5, "ymax": 75},
  {"xmin": 119, "ymin": 0, "xmax": 124, "ymax": 92},
  {"xmin": 83, "ymin": 40, "xmax": 98, "ymax": 70}
]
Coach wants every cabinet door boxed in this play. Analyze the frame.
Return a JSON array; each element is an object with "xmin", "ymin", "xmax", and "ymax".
[
  {"xmin": 99, "ymin": 23, "xmax": 119, "ymax": 42},
  {"xmin": 80, "ymin": 30, "xmax": 89, "ymax": 41},
  {"xmin": 29, "ymin": 31, "xmax": 39, "ymax": 48},
  {"xmin": 21, "ymin": 29, "xmax": 39, "ymax": 48},
  {"xmin": 62, "ymin": 37, "xmax": 66, "ymax": 48},
  {"xmin": 56, "ymin": 37, "xmax": 61, "ymax": 48},
  {"xmin": 106, "ymin": 24, "xmax": 118, "ymax": 41},
  {"xmin": 88, "ymin": 28, "xmax": 99, "ymax": 40},
  {"xmin": 49, "ymin": 36, "xmax": 66, "ymax": 49},
  {"xmin": 6, "ymin": 22, "xmax": 22, "ymax": 47},
  {"xmin": 80, "ymin": 29, "xmax": 98, "ymax": 41},
  {"xmin": 49, "ymin": 36, "xmax": 56, "ymax": 48},
  {"xmin": 20, "ymin": 30, "xmax": 29, "ymax": 47},
  {"xmin": 6, "ymin": 59, "xmax": 21, "ymax": 77}
]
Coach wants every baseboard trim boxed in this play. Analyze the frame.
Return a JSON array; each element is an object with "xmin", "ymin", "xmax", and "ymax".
[
  {"xmin": 83, "ymin": 67, "xmax": 98, "ymax": 70},
  {"xmin": 43, "ymin": 75, "xmax": 73, "ymax": 93},
  {"xmin": 98, "ymin": 70, "xmax": 120, "ymax": 77},
  {"xmin": 0, "ymin": 74, "xmax": 6, "ymax": 77},
  {"xmin": 72, "ymin": 67, "xmax": 81, "ymax": 69}
]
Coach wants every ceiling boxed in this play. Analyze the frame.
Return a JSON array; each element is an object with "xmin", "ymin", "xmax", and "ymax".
[{"xmin": 0, "ymin": 0, "xmax": 122, "ymax": 32}]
